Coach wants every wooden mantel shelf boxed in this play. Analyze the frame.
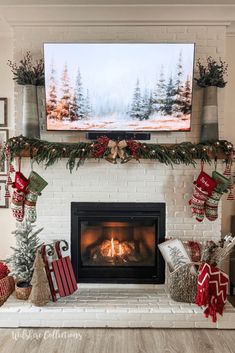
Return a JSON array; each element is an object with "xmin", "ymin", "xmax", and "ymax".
[
  {"xmin": 17, "ymin": 145, "xmax": 231, "ymax": 160},
  {"xmin": 5, "ymin": 136, "xmax": 233, "ymax": 171}
]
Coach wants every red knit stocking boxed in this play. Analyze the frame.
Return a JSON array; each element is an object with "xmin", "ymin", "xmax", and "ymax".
[
  {"xmin": 189, "ymin": 185, "xmax": 208, "ymax": 222},
  {"xmin": 11, "ymin": 190, "xmax": 25, "ymax": 222},
  {"xmin": 189, "ymin": 171, "xmax": 216, "ymax": 222},
  {"xmin": 11, "ymin": 170, "xmax": 29, "ymax": 222}
]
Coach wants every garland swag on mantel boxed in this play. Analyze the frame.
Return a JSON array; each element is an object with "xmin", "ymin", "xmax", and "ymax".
[{"xmin": 5, "ymin": 136, "xmax": 233, "ymax": 172}]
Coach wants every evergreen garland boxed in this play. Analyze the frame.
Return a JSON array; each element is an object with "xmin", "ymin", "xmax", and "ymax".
[{"xmin": 3, "ymin": 136, "xmax": 233, "ymax": 173}]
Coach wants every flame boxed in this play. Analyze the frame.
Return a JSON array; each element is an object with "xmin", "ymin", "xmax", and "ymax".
[
  {"xmin": 106, "ymin": 237, "xmax": 125, "ymax": 258},
  {"xmin": 110, "ymin": 237, "xmax": 115, "ymax": 257},
  {"xmin": 118, "ymin": 243, "xmax": 124, "ymax": 256},
  {"xmin": 98, "ymin": 236, "xmax": 134, "ymax": 259}
]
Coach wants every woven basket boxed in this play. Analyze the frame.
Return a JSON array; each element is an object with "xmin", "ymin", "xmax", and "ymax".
[
  {"xmin": 0, "ymin": 276, "xmax": 15, "ymax": 306},
  {"xmin": 169, "ymin": 262, "xmax": 200, "ymax": 303},
  {"xmin": 15, "ymin": 282, "xmax": 32, "ymax": 300}
]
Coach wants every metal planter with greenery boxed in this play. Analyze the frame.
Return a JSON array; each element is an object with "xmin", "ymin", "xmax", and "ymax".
[
  {"xmin": 8, "ymin": 52, "xmax": 44, "ymax": 139},
  {"xmin": 194, "ymin": 57, "xmax": 228, "ymax": 142}
]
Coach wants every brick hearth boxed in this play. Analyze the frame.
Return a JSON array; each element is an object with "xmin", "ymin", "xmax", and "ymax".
[{"xmin": 1, "ymin": 285, "xmax": 235, "ymax": 329}]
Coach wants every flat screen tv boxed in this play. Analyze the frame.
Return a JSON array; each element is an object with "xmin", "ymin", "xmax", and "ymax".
[{"xmin": 44, "ymin": 43, "xmax": 195, "ymax": 132}]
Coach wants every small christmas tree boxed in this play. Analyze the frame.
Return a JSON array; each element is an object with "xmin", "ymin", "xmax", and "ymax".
[
  {"xmin": 29, "ymin": 251, "xmax": 51, "ymax": 306},
  {"xmin": 6, "ymin": 221, "xmax": 43, "ymax": 285}
]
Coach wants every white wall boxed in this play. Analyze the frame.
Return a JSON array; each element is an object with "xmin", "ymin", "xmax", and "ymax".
[
  {"xmin": 0, "ymin": 35, "xmax": 14, "ymax": 260},
  {"xmin": 222, "ymin": 36, "xmax": 235, "ymax": 235}
]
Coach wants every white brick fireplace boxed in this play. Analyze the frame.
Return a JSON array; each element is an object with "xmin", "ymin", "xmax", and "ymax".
[
  {"xmin": 2, "ymin": 9, "xmax": 235, "ymax": 328},
  {"xmin": 13, "ymin": 24, "xmax": 227, "ymax": 245}
]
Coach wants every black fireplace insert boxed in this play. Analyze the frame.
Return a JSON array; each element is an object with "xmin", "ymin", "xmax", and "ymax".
[{"xmin": 71, "ymin": 202, "xmax": 165, "ymax": 284}]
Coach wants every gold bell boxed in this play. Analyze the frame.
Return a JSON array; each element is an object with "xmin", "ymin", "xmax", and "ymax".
[
  {"xmin": 120, "ymin": 155, "xmax": 132, "ymax": 164},
  {"xmin": 105, "ymin": 156, "xmax": 117, "ymax": 164}
]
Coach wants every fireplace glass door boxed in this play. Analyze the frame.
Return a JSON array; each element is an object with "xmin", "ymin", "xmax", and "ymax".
[
  {"xmin": 71, "ymin": 202, "xmax": 165, "ymax": 283},
  {"xmin": 80, "ymin": 220, "xmax": 156, "ymax": 267}
]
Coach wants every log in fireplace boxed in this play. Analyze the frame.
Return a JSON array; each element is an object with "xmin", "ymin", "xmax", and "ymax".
[{"xmin": 71, "ymin": 202, "xmax": 165, "ymax": 284}]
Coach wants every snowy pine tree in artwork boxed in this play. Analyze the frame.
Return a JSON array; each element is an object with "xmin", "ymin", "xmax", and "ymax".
[
  {"xmin": 141, "ymin": 90, "xmax": 153, "ymax": 120},
  {"xmin": 152, "ymin": 66, "xmax": 166, "ymax": 115},
  {"xmin": 46, "ymin": 64, "xmax": 58, "ymax": 120},
  {"xmin": 84, "ymin": 89, "xmax": 92, "ymax": 117},
  {"xmin": 181, "ymin": 76, "xmax": 192, "ymax": 116},
  {"xmin": 45, "ymin": 43, "xmax": 194, "ymax": 131},
  {"xmin": 6, "ymin": 221, "xmax": 43, "ymax": 284},
  {"xmin": 58, "ymin": 64, "xmax": 73, "ymax": 121},
  {"xmin": 72, "ymin": 68, "xmax": 87, "ymax": 120},
  {"xmin": 172, "ymin": 51, "xmax": 185, "ymax": 117},
  {"xmin": 129, "ymin": 80, "xmax": 143, "ymax": 120},
  {"xmin": 164, "ymin": 76, "xmax": 176, "ymax": 116}
]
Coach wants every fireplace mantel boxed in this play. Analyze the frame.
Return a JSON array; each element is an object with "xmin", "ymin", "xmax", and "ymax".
[{"xmin": 5, "ymin": 136, "xmax": 233, "ymax": 172}]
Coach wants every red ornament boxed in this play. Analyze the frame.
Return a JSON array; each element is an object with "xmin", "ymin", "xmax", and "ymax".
[
  {"xmin": 0, "ymin": 262, "xmax": 10, "ymax": 280},
  {"xmin": 126, "ymin": 139, "xmax": 141, "ymax": 159},
  {"xmin": 92, "ymin": 136, "xmax": 110, "ymax": 158}
]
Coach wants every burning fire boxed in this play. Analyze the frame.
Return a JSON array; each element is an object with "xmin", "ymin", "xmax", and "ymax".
[
  {"xmin": 100, "ymin": 237, "xmax": 134, "ymax": 259},
  {"xmin": 107, "ymin": 238, "xmax": 125, "ymax": 257}
]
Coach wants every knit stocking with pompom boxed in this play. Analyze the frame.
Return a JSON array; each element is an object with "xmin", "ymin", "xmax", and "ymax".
[
  {"xmin": 205, "ymin": 171, "xmax": 230, "ymax": 221},
  {"xmin": 25, "ymin": 171, "xmax": 48, "ymax": 223},
  {"xmin": 189, "ymin": 171, "xmax": 216, "ymax": 222},
  {"xmin": 11, "ymin": 172, "xmax": 29, "ymax": 222}
]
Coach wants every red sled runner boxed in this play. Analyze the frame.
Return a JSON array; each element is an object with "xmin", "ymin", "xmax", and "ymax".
[{"xmin": 41, "ymin": 240, "xmax": 77, "ymax": 302}]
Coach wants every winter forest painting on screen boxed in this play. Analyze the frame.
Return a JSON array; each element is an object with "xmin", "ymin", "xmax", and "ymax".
[{"xmin": 44, "ymin": 43, "xmax": 194, "ymax": 131}]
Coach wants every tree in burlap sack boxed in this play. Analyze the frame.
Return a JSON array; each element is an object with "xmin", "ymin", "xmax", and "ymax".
[{"xmin": 29, "ymin": 251, "xmax": 51, "ymax": 306}]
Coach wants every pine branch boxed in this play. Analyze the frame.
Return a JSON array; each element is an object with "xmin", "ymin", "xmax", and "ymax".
[{"xmin": 3, "ymin": 136, "xmax": 234, "ymax": 172}]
